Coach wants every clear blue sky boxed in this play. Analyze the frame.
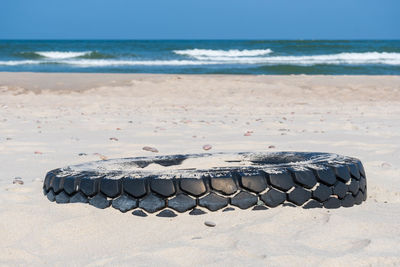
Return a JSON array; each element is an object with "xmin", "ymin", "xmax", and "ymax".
[{"xmin": 1, "ymin": 0, "xmax": 399, "ymax": 39}]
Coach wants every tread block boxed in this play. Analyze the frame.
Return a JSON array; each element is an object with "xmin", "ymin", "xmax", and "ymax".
[
  {"xmin": 132, "ymin": 210, "xmax": 148, "ymax": 217},
  {"xmin": 348, "ymin": 163, "xmax": 361, "ymax": 180},
  {"xmin": 260, "ymin": 188, "xmax": 286, "ymax": 207},
  {"xmin": 348, "ymin": 179, "xmax": 360, "ymax": 195},
  {"xmin": 63, "ymin": 177, "xmax": 77, "ymax": 195},
  {"xmin": 139, "ymin": 194, "xmax": 165, "ymax": 213},
  {"xmin": 180, "ymin": 178, "xmax": 206, "ymax": 196},
  {"xmin": 210, "ymin": 177, "xmax": 237, "ymax": 195},
  {"xmin": 44, "ymin": 172, "xmax": 55, "ymax": 191},
  {"xmin": 333, "ymin": 165, "xmax": 351, "ymax": 183},
  {"xmin": 167, "ymin": 193, "xmax": 196, "ymax": 213},
  {"xmin": 55, "ymin": 191, "xmax": 70, "ymax": 204},
  {"xmin": 341, "ymin": 194, "xmax": 355, "ymax": 207},
  {"xmin": 303, "ymin": 199, "xmax": 322, "ymax": 209},
  {"xmin": 199, "ymin": 193, "xmax": 228, "ymax": 211},
  {"xmin": 46, "ymin": 189, "xmax": 56, "ymax": 202},
  {"xmin": 283, "ymin": 202, "xmax": 296, "ymax": 207},
  {"xmin": 112, "ymin": 194, "xmax": 138, "ymax": 212},
  {"xmin": 189, "ymin": 208, "xmax": 206, "ymax": 215},
  {"xmin": 240, "ymin": 174, "xmax": 267, "ymax": 193},
  {"xmin": 69, "ymin": 192, "xmax": 88, "ymax": 203},
  {"xmin": 288, "ymin": 187, "xmax": 311, "ymax": 206},
  {"xmin": 123, "ymin": 178, "xmax": 146, "ymax": 198},
  {"xmin": 357, "ymin": 161, "xmax": 366, "ymax": 177},
  {"xmin": 292, "ymin": 170, "xmax": 317, "ymax": 189},
  {"xmin": 323, "ymin": 197, "xmax": 341, "ymax": 209},
  {"xmin": 231, "ymin": 191, "xmax": 258, "ymax": 209},
  {"xmin": 333, "ymin": 182, "xmax": 347, "ymax": 199},
  {"xmin": 100, "ymin": 178, "xmax": 121, "ymax": 198},
  {"xmin": 222, "ymin": 207, "xmax": 235, "ymax": 212},
  {"xmin": 359, "ymin": 177, "xmax": 367, "ymax": 193},
  {"xmin": 150, "ymin": 179, "xmax": 175, "ymax": 197},
  {"xmin": 312, "ymin": 184, "xmax": 332, "ymax": 202},
  {"xmin": 80, "ymin": 178, "xmax": 99, "ymax": 197},
  {"xmin": 156, "ymin": 209, "xmax": 177, "ymax": 217},
  {"xmin": 52, "ymin": 176, "xmax": 64, "ymax": 193},
  {"xmin": 313, "ymin": 168, "xmax": 336, "ymax": 186},
  {"xmin": 363, "ymin": 188, "xmax": 367, "ymax": 201},
  {"xmin": 252, "ymin": 205, "xmax": 268, "ymax": 211},
  {"xmin": 268, "ymin": 172, "xmax": 294, "ymax": 191},
  {"xmin": 89, "ymin": 194, "xmax": 111, "ymax": 209},
  {"xmin": 354, "ymin": 191, "xmax": 364, "ymax": 205}
]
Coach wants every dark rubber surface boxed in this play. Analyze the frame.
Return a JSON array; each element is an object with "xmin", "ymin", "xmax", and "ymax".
[{"xmin": 43, "ymin": 152, "xmax": 367, "ymax": 216}]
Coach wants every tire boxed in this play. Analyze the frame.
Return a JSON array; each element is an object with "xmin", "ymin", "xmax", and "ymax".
[{"xmin": 43, "ymin": 152, "xmax": 367, "ymax": 216}]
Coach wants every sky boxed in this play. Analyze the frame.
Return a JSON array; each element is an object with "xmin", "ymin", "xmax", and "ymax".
[{"xmin": 1, "ymin": 0, "xmax": 399, "ymax": 40}]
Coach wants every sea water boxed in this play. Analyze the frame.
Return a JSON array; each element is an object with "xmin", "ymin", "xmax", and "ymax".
[{"xmin": 0, "ymin": 40, "xmax": 399, "ymax": 74}]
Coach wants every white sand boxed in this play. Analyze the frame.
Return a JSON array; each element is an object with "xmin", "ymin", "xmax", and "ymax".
[{"xmin": 0, "ymin": 73, "xmax": 399, "ymax": 266}]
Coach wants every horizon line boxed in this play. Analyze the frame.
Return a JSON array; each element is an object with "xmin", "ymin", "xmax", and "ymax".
[{"xmin": 1, "ymin": 38, "xmax": 400, "ymax": 41}]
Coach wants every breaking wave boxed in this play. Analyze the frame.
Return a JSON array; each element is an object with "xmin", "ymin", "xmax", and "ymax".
[
  {"xmin": 174, "ymin": 48, "xmax": 273, "ymax": 57},
  {"xmin": 1, "ymin": 52, "xmax": 399, "ymax": 67},
  {"xmin": 35, "ymin": 51, "xmax": 91, "ymax": 59}
]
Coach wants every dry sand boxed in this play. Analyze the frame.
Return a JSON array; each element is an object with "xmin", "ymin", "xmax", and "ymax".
[{"xmin": 0, "ymin": 73, "xmax": 400, "ymax": 266}]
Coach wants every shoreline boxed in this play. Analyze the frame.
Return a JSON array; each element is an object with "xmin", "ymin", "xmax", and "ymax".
[{"xmin": 1, "ymin": 73, "xmax": 399, "ymax": 102}]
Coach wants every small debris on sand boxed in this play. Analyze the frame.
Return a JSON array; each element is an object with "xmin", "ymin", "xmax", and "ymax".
[
  {"xmin": 34, "ymin": 151, "xmax": 43, "ymax": 154},
  {"xmin": 78, "ymin": 153, "xmax": 87, "ymax": 156},
  {"xmin": 202, "ymin": 144, "xmax": 212, "ymax": 151},
  {"xmin": 381, "ymin": 162, "xmax": 391, "ymax": 168},
  {"xmin": 116, "ymin": 128, "xmax": 122, "ymax": 130},
  {"xmin": 109, "ymin": 137, "xmax": 119, "ymax": 141},
  {"xmin": 244, "ymin": 131, "xmax": 253, "ymax": 136},
  {"xmin": 143, "ymin": 146, "xmax": 159, "ymax": 153},
  {"xmin": 268, "ymin": 145, "xmax": 276, "ymax": 149},
  {"xmin": 13, "ymin": 177, "xmax": 24, "ymax": 185},
  {"xmin": 204, "ymin": 221, "xmax": 216, "ymax": 227},
  {"xmin": 94, "ymin": 153, "xmax": 108, "ymax": 160}
]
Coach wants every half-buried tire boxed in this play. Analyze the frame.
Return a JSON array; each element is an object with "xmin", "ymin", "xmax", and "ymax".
[{"xmin": 43, "ymin": 152, "xmax": 367, "ymax": 216}]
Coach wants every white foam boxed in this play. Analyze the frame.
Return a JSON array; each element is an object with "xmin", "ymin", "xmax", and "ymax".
[
  {"xmin": 65, "ymin": 52, "xmax": 400, "ymax": 66},
  {"xmin": 174, "ymin": 48, "xmax": 273, "ymax": 57},
  {"xmin": 0, "ymin": 60, "xmax": 38, "ymax": 66},
  {"xmin": 1, "ymin": 52, "xmax": 400, "ymax": 67},
  {"xmin": 192, "ymin": 52, "xmax": 400, "ymax": 65},
  {"xmin": 36, "ymin": 51, "xmax": 90, "ymax": 59}
]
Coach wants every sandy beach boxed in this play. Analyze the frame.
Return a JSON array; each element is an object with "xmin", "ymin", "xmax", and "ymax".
[{"xmin": 1, "ymin": 73, "xmax": 400, "ymax": 266}]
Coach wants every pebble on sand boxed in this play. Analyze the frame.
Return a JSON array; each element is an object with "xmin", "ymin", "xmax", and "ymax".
[
  {"xmin": 143, "ymin": 146, "xmax": 159, "ymax": 153},
  {"xmin": 13, "ymin": 177, "xmax": 24, "ymax": 185},
  {"xmin": 109, "ymin": 137, "xmax": 119, "ymax": 141},
  {"xmin": 244, "ymin": 131, "xmax": 253, "ymax": 136},
  {"xmin": 204, "ymin": 221, "xmax": 216, "ymax": 227},
  {"xmin": 268, "ymin": 145, "xmax": 276, "ymax": 149},
  {"xmin": 202, "ymin": 144, "xmax": 212, "ymax": 151}
]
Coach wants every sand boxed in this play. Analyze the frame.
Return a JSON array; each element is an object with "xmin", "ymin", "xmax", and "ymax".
[{"xmin": 0, "ymin": 73, "xmax": 399, "ymax": 266}]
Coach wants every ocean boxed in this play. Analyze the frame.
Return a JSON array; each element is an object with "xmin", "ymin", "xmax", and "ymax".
[{"xmin": 0, "ymin": 40, "xmax": 399, "ymax": 74}]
